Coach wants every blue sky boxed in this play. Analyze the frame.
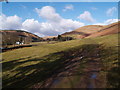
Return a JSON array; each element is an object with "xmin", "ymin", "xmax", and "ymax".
[
  {"xmin": 4, "ymin": 0, "xmax": 120, "ymax": 2},
  {"xmin": 2, "ymin": 2, "xmax": 118, "ymax": 24},
  {"xmin": 1, "ymin": 2, "xmax": 119, "ymax": 37}
]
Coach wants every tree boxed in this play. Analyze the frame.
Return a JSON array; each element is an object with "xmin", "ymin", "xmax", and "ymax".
[{"xmin": 57, "ymin": 35, "xmax": 62, "ymax": 41}]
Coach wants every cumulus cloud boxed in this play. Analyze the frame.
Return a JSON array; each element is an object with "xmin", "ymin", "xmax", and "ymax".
[
  {"xmin": 63, "ymin": 4, "xmax": 74, "ymax": 12},
  {"xmin": 0, "ymin": 14, "xmax": 22, "ymax": 30},
  {"xmin": 0, "ymin": 6, "xmax": 84, "ymax": 37},
  {"xmin": 22, "ymin": 19, "xmax": 59, "ymax": 36},
  {"xmin": 104, "ymin": 19, "xmax": 118, "ymax": 24},
  {"xmin": 94, "ymin": 19, "xmax": 119, "ymax": 25},
  {"xmin": 35, "ymin": 6, "xmax": 84, "ymax": 36},
  {"xmin": 78, "ymin": 11, "xmax": 95, "ymax": 23},
  {"xmin": 106, "ymin": 7, "xmax": 117, "ymax": 16},
  {"xmin": 22, "ymin": 19, "xmax": 41, "ymax": 32},
  {"xmin": 35, "ymin": 6, "xmax": 62, "ymax": 23}
]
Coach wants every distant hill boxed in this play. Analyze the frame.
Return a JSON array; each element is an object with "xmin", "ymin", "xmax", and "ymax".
[
  {"xmin": 43, "ymin": 36, "xmax": 57, "ymax": 40},
  {"xmin": 74, "ymin": 25, "xmax": 104, "ymax": 33},
  {"xmin": 0, "ymin": 30, "xmax": 43, "ymax": 46},
  {"xmin": 61, "ymin": 25, "xmax": 104, "ymax": 39},
  {"xmin": 86, "ymin": 22, "xmax": 120, "ymax": 38},
  {"xmin": 61, "ymin": 22, "xmax": 119, "ymax": 39}
]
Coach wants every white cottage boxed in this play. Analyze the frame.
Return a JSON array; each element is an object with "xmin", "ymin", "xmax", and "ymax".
[{"xmin": 16, "ymin": 41, "xmax": 24, "ymax": 45}]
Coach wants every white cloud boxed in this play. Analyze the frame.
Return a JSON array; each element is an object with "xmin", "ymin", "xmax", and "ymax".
[
  {"xmin": 35, "ymin": 6, "xmax": 84, "ymax": 36},
  {"xmin": 104, "ymin": 19, "xmax": 118, "ymax": 24},
  {"xmin": 39, "ymin": 22, "xmax": 60, "ymax": 36},
  {"xmin": 94, "ymin": 19, "xmax": 119, "ymax": 25},
  {"xmin": 22, "ymin": 19, "xmax": 41, "ymax": 32},
  {"xmin": 78, "ymin": 11, "xmax": 95, "ymax": 23},
  {"xmin": 0, "ymin": 6, "xmax": 85, "ymax": 37},
  {"xmin": 22, "ymin": 19, "xmax": 60, "ymax": 36},
  {"xmin": 34, "ymin": 32, "xmax": 45, "ymax": 37},
  {"xmin": 35, "ymin": 6, "xmax": 62, "ymax": 23},
  {"xmin": 93, "ymin": 23, "xmax": 105, "ymax": 25},
  {"xmin": 106, "ymin": 7, "xmax": 117, "ymax": 16},
  {"xmin": 63, "ymin": 4, "xmax": 74, "ymax": 12},
  {"xmin": 0, "ymin": 14, "xmax": 22, "ymax": 30}
]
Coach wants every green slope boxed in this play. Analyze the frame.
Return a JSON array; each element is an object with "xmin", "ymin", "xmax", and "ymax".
[{"xmin": 1, "ymin": 33, "xmax": 119, "ymax": 88}]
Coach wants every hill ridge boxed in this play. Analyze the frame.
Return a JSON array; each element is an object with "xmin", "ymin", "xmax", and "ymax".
[{"xmin": 61, "ymin": 21, "xmax": 119, "ymax": 39}]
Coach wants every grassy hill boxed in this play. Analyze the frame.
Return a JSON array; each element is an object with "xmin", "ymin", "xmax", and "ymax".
[
  {"xmin": 74, "ymin": 25, "xmax": 103, "ymax": 33},
  {"xmin": 61, "ymin": 22, "xmax": 119, "ymax": 39},
  {"xmin": 1, "ymin": 33, "xmax": 119, "ymax": 88},
  {"xmin": 87, "ymin": 21, "xmax": 120, "ymax": 38},
  {"xmin": 61, "ymin": 25, "xmax": 104, "ymax": 39},
  {"xmin": 0, "ymin": 30, "xmax": 43, "ymax": 47}
]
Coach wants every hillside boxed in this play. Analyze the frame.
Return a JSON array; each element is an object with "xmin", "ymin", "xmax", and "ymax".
[
  {"xmin": 1, "ymin": 33, "xmax": 119, "ymax": 88},
  {"xmin": 61, "ymin": 22, "xmax": 119, "ymax": 39},
  {"xmin": 0, "ymin": 30, "xmax": 43, "ymax": 46},
  {"xmin": 86, "ymin": 22, "xmax": 120, "ymax": 38},
  {"xmin": 74, "ymin": 25, "xmax": 104, "ymax": 33},
  {"xmin": 43, "ymin": 36, "xmax": 57, "ymax": 40},
  {"xmin": 61, "ymin": 25, "xmax": 104, "ymax": 39}
]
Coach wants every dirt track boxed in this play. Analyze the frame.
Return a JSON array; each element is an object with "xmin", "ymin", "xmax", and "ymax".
[{"xmin": 33, "ymin": 44, "xmax": 106, "ymax": 88}]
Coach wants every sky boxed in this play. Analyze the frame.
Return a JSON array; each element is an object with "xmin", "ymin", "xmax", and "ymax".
[
  {"xmin": 0, "ymin": 2, "xmax": 119, "ymax": 37},
  {"xmin": 3, "ymin": 0, "xmax": 120, "ymax": 2}
]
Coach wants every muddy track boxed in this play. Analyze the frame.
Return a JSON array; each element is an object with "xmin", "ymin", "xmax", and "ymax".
[
  {"xmin": 75, "ymin": 46, "xmax": 106, "ymax": 88},
  {"xmin": 76, "ymin": 56, "xmax": 106, "ymax": 88},
  {"xmin": 33, "ymin": 44, "xmax": 106, "ymax": 88}
]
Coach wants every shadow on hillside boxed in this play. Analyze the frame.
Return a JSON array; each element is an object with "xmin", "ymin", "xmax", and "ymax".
[
  {"xmin": 107, "ymin": 66, "xmax": 120, "ymax": 88},
  {"xmin": 2, "ymin": 44, "xmax": 119, "ymax": 88},
  {"xmin": 100, "ymin": 46, "xmax": 119, "ymax": 88},
  {"xmin": 2, "ymin": 44, "xmax": 34, "ymax": 53}
]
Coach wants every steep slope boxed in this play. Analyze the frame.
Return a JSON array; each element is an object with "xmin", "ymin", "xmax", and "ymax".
[
  {"xmin": 61, "ymin": 25, "xmax": 104, "ymax": 39},
  {"xmin": 74, "ymin": 25, "xmax": 104, "ymax": 33},
  {"xmin": 86, "ymin": 22, "xmax": 120, "ymax": 38}
]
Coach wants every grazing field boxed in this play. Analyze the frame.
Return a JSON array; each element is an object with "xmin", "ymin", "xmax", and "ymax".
[{"xmin": 1, "ymin": 33, "xmax": 119, "ymax": 88}]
